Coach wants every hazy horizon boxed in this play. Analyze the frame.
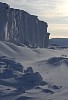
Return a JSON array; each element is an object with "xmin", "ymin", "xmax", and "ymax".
[{"xmin": 0, "ymin": 0, "xmax": 68, "ymax": 38}]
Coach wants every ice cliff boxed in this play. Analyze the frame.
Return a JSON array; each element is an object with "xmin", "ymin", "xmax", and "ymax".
[{"xmin": 0, "ymin": 2, "xmax": 50, "ymax": 48}]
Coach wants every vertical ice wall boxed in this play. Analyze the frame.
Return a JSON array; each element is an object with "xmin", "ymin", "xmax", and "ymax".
[
  {"xmin": 0, "ymin": 2, "xmax": 50, "ymax": 47},
  {"xmin": 0, "ymin": 2, "xmax": 9, "ymax": 40}
]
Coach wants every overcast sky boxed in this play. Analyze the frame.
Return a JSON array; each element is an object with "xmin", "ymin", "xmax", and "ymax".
[{"xmin": 0, "ymin": 0, "xmax": 68, "ymax": 38}]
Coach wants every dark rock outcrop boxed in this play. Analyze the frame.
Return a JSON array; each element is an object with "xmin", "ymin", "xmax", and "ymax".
[{"xmin": 0, "ymin": 2, "xmax": 50, "ymax": 48}]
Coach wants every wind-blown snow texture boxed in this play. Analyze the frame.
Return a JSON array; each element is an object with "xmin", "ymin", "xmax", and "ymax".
[
  {"xmin": 0, "ymin": 2, "xmax": 50, "ymax": 48},
  {"xmin": 0, "ymin": 41, "xmax": 68, "ymax": 100}
]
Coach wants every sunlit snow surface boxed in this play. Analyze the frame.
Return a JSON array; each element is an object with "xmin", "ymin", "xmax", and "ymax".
[{"xmin": 0, "ymin": 41, "xmax": 68, "ymax": 100}]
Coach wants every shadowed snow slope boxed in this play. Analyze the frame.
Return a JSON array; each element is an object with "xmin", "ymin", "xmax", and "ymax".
[
  {"xmin": 0, "ymin": 41, "xmax": 38, "ymax": 61},
  {"xmin": 0, "ymin": 41, "xmax": 68, "ymax": 100},
  {"xmin": 0, "ymin": 41, "xmax": 65, "ymax": 62}
]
